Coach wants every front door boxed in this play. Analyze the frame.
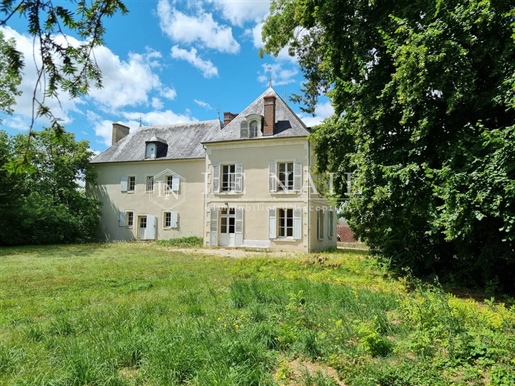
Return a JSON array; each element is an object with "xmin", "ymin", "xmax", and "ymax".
[
  {"xmin": 138, "ymin": 216, "xmax": 147, "ymax": 240},
  {"xmin": 219, "ymin": 208, "xmax": 236, "ymax": 246}
]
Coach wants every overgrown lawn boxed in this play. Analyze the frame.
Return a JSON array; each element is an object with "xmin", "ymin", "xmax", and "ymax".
[{"xmin": 0, "ymin": 243, "xmax": 514, "ymax": 385}]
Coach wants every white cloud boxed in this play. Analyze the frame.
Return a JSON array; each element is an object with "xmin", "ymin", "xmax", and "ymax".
[
  {"xmin": 151, "ymin": 97, "xmax": 164, "ymax": 110},
  {"xmin": 87, "ymin": 48, "xmax": 162, "ymax": 111},
  {"xmin": 194, "ymin": 99, "xmax": 213, "ymax": 110},
  {"xmin": 210, "ymin": 0, "xmax": 270, "ymax": 26},
  {"xmin": 160, "ymin": 87, "xmax": 177, "ymax": 100},
  {"xmin": 258, "ymin": 63, "xmax": 297, "ymax": 86},
  {"xmin": 299, "ymin": 101, "xmax": 334, "ymax": 127},
  {"xmin": 171, "ymin": 45, "xmax": 218, "ymax": 78},
  {"xmin": 1, "ymin": 26, "xmax": 80, "ymax": 127},
  {"xmin": 157, "ymin": 0, "xmax": 240, "ymax": 54},
  {"xmin": 122, "ymin": 110, "xmax": 197, "ymax": 127}
]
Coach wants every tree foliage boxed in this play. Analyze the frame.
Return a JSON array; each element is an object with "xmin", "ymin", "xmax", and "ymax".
[
  {"xmin": 0, "ymin": 129, "xmax": 100, "ymax": 245},
  {"xmin": 0, "ymin": 0, "xmax": 127, "ymax": 133},
  {"xmin": 262, "ymin": 0, "xmax": 515, "ymax": 291},
  {"xmin": 0, "ymin": 30, "xmax": 21, "ymax": 117}
]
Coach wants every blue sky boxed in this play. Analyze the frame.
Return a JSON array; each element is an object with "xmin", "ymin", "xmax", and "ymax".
[{"xmin": 0, "ymin": 0, "xmax": 333, "ymax": 153}]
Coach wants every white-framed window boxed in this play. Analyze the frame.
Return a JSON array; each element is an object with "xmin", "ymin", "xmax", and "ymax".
[
  {"xmin": 269, "ymin": 207, "xmax": 302, "ymax": 240},
  {"xmin": 118, "ymin": 210, "xmax": 134, "ymax": 227},
  {"xmin": 139, "ymin": 216, "xmax": 147, "ymax": 229},
  {"xmin": 128, "ymin": 176, "xmax": 136, "ymax": 192},
  {"xmin": 317, "ymin": 210, "xmax": 324, "ymax": 240},
  {"xmin": 269, "ymin": 161, "xmax": 302, "ymax": 193},
  {"xmin": 213, "ymin": 163, "xmax": 243, "ymax": 193},
  {"xmin": 165, "ymin": 175, "xmax": 180, "ymax": 193},
  {"xmin": 328, "ymin": 210, "xmax": 334, "ymax": 239},
  {"xmin": 163, "ymin": 211, "xmax": 178, "ymax": 229},
  {"xmin": 146, "ymin": 176, "xmax": 154, "ymax": 192},
  {"xmin": 278, "ymin": 208, "xmax": 294, "ymax": 237},
  {"xmin": 249, "ymin": 120, "xmax": 258, "ymax": 138}
]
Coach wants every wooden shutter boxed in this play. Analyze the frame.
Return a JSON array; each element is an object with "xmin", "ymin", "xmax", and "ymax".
[
  {"xmin": 269, "ymin": 162, "xmax": 277, "ymax": 193},
  {"xmin": 235, "ymin": 163, "xmax": 243, "ymax": 193},
  {"xmin": 120, "ymin": 176, "xmax": 128, "ymax": 192},
  {"xmin": 240, "ymin": 121, "xmax": 248, "ymax": 138},
  {"xmin": 209, "ymin": 207, "xmax": 218, "ymax": 246},
  {"xmin": 171, "ymin": 211, "xmax": 179, "ymax": 228},
  {"xmin": 172, "ymin": 175, "xmax": 180, "ymax": 192},
  {"xmin": 118, "ymin": 211, "xmax": 126, "ymax": 227},
  {"xmin": 293, "ymin": 208, "xmax": 302, "ymax": 240},
  {"xmin": 328, "ymin": 210, "xmax": 334, "ymax": 238},
  {"xmin": 213, "ymin": 164, "xmax": 220, "ymax": 194},
  {"xmin": 235, "ymin": 207, "xmax": 244, "ymax": 245},
  {"xmin": 268, "ymin": 207, "xmax": 277, "ymax": 239},
  {"xmin": 144, "ymin": 215, "xmax": 157, "ymax": 240},
  {"xmin": 294, "ymin": 161, "xmax": 302, "ymax": 192}
]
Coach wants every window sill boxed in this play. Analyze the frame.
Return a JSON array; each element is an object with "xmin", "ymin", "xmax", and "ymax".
[
  {"xmin": 272, "ymin": 238, "xmax": 299, "ymax": 243},
  {"xmin": 216, "ymin": 191, "xmax": 244, "ymax": 195}
]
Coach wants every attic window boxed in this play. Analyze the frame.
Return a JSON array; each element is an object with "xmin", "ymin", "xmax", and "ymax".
[
  {"xmin": 249, "ymin": 121, "xmax": 258, "ymax": 138},
  {"xmin": 145, "ymin": 143, "xmax": 157, "ymax": 159}
]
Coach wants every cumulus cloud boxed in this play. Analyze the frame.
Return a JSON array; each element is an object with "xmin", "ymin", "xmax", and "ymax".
[
  {"xmin": 87, "ymin": 48, "xmax": 163, "ymax": 111},
  {"xmin": 157, "ymin": 0, "xmax": 240, "ymax": 54},
  {"xmin": 171, "ymin": 45, "xmax": 218, "ymax": 78},
  {"xmin": 209, "ymin": 0, "xmax": 270, "ymax": 26}
]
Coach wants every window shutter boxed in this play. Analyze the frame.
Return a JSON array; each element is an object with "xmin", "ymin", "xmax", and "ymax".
[
  {"xmin": 171, "ymin": 211, "xmax": 179, "ymax": 228},
  {"xmin": 293, "ymin": 208, "xmax": 302, "ymax": 240},
  {"xmin": 145, "ymin": 215, "xmax": 157, "ymax": 240},
  {"xmin": 235, "ymin": 207, "xmax": 244, "ymax": 245},
  {"xmin": 172, "ymin": 175, "xmax": 180, "ymax": 192},
  {"xmin": 240, "ymin": 121, "xmax": 248, "ymax": 138},
  {"xmin": 294, "ymin": 161, "xmax": 302, "ymax": 192},
  {"xmin": 213, "ymin": 164, "xmax": 220, "ymax": 193},
  {"xmin": 118, "ymin": 211, "xmax": 126, "ymax": 227},
  {"xmin": 269, "ymin": 162, "xmax": 277, "ymax": 193},
  {"xmin": 209, "ymin": 207, "xmax": 218, "ymax": 246},
  {"xmin": 328, "ymin": 210, "xmax": 334, "ymax": 239},
  {"xmin": 235, "ymin": 163, "xmax": 244, "ymax": 193},
  {"xmin": 120, "ymin": 176, "xmax": 128, "ymax": 192},
  {"xmin": 268, "ymin": 207, "xmax": 277, "ymax": 239}
]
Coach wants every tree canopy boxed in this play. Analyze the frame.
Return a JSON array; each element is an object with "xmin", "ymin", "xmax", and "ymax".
[
  {"xmin": 262, "ymin": 0, "xmax": 515, "ymax": 291},
  {"xmin": 0, "ymin": 128, "xmax": 100, "ymax": 245},
  {"xmin": 0, "ymin": 30, "xmax": 21, "ymax": 118}
]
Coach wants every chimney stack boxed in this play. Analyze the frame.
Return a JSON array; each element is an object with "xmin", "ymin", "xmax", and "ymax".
[
  {"xmin": 263, "ymin": 95, "xmax": 276, "ymax": 136},
  {"xmin": 223, "ymin": 112, "xmax": 238, "ymax": 126},
  {"xmin": 112, "ymin": 123, "xmax": 130, "ymax": 145}
]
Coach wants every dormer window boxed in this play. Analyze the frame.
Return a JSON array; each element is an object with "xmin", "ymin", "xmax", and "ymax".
[
  {"xmin": 146, "ymin": 143, "xmax": 157, "ymax": 159},
  {"xmin": 249, "ymin": 121, "xmax": 258, "ymax": 138},
  {"xmin": 240, "ymin": 114, "xmax": 263, "ymax": 139},
  {"xmin": 145, "ymin": 135, "xmax": 168, "ymax": 159}
]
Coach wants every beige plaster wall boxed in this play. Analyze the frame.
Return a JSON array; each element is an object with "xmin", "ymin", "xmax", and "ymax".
[{"xmin": 89, "ymin": 158, "xmax": 206, "ymax": 241}]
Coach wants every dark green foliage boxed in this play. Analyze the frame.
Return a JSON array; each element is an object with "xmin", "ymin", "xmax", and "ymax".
[
  {"xmin": 155, "ymin": 236, "xmax": 204, "ymax": 248},
  {"xmin": 262, "ymin": 0, "xmax": 515, "ymax": 291},
  {"xmin": 0, "ymin": 129, "xmax": 100, "ymax": 245}
]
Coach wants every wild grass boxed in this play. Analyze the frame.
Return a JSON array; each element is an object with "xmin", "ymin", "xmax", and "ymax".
[{"xmin": 0, "ymin": 243, "xmax": 514, "ymax": 385}]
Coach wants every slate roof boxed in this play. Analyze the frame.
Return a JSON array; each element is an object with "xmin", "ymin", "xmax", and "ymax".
[
  {"xmin": 91, "ymin": 87, "xmax": 310, "ymax": 164},
  {"xmin": 91, "ymin": 120, "xmax": 222, "ymax": 163},
  {"xmin": 204, "ymin": 87, "xmax": 311, "ymax": 143}
]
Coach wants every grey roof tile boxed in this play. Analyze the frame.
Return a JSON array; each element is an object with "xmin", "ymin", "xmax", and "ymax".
[
  {"xmin": 91, "ymin": 120, "xmax": 222, "ymax": 163},
  {"xmin": 204, "ymin": 87, "xmax": 311, "ymax": 143}
]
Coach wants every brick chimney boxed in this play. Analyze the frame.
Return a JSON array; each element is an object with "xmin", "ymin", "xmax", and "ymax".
[
  {"xmin": 263, "ymin": 95, "xmax": 276, "ymax": 136},
  {"xmin": 223, "ymin": 112, "xmax": 238, "ymax": 126},
  {"xmin": 112, "ymin": 123, "xmax": 130, "ymax": 145}
]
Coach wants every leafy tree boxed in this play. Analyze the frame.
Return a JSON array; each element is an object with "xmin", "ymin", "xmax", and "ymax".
[
  {"xmin": 0, "ymin": 0, "xmax": 127, "ymax": 134},
  {"xmin": 0, "ymin": 30, "xmax": 21, "ymax": 118},
  {"xmin": 0, "ymin": 128, "xmax": 100, "ymax": 245},
  {"xmin": 262, "ymin": 0, "xmax": 515, "ymax": 291}
]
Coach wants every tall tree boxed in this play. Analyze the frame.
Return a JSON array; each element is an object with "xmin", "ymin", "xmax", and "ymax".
[
  {"xmin": 0, "ymin": 128, "xmax": 100, "ymax": 245},
  {"xmin": 262, "ymin": 0, "xmax": 515, "ymax": 290}
]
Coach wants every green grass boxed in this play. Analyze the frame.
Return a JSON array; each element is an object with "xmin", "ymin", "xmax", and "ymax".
[{"xmin": 0, "ymin": 243, "xmax": 514, "ymax": 385}]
